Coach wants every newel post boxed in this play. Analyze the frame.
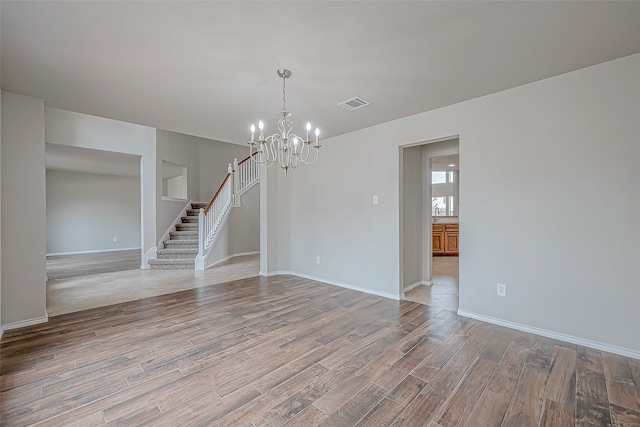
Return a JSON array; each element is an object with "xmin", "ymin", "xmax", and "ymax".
[
  {"xmin": 232, "ymin": 158, "xmax": 239, "ymax": 197},
  {"xmin": 195, "ymin": 208, "xmax": 205, "ymax": 270},
  {"xmin": 198, "ymin": 208, "xmax": 204, "ymax": 255}
]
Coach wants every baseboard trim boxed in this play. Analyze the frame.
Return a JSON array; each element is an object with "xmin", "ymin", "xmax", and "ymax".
[
  {"xmin": 209, "ymin": 251, "xmax": 259, "ymax": 268},
  {"xmin": 403, "ymin": 282, "xmax": 423, "ymax": 293},
  {"xmin": 142, "ymin": 247, "xmax": 157, "ymax": 269},
  {"xmin": 2, "ymin": 311, "xmax": 49, "ymax": 331},
  {"xmin": 457, "ymin": 310, "xmax": 640, "ymax": 360},
  {"xmin": 47, "ymin": 247, "xmax": 141, "ymax": 256},
  {"xmin": 259, "ymin": 270, "xmax": 399, "ymax": 301},
  {"xmin": 259, "ymin": 270, "xmax": 290, "ymax": 277}
]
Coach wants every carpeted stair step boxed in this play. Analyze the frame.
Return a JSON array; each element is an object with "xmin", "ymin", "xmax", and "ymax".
[
  {"xmin": 163, "ymin": 240, "xmax": 198, "ymax": 249},
  {"xmin": 157, "ymin": 248, "xmax": 198, "ymax": 259},
  {"xmin": 148, "ymin": 258, "xmax": 195, "ymax": 270},
  {"xmin": 169, "ymin": 231, "xmax": 197, "ymax": 240},
  {"xmin": 176, "ymin": 223, "xmax": 198, "ymax": 231},
  {"xmin": 149, "ymin": 201, "xmax": 210, "ymax": 270},
  {"xmin": 181, "ymin": 216, "xmax": 200, "ymax": 223}
]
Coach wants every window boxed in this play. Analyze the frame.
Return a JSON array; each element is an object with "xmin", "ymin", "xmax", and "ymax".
[
  {"xmin": 432, "ymin": 170, "xmax": 457, "ymax": 216},
  {"xmin": 432, "ymin": 171, "xmax": 447, "ymax": 184}
]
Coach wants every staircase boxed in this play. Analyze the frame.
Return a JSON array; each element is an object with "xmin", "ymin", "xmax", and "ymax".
[
  {"xmin": 148, "ymin": 202, "xmax": 207, "ymax": 270},
  {"xmin": 196, "ymin": 156, "xmax": 259, "ymax": 270},
  {"xmin": 149, "ymin": 156, "xmax": 259, "ymax": 271}
]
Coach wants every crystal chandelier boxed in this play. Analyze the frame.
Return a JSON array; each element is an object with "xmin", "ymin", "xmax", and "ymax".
[{"xmin": 248, "ymin": 69, "xmax": 320, "ymax": 175}]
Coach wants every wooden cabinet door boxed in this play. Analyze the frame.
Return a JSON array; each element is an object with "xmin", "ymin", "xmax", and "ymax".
[
  {"xmin": 444, "ymin": 231, "xmax": 459, "ymax": 254},
  {"xmin": 432, "ymin": 224, "xmax": 445, "ymax": 255},
  {"xmin": 432, "ymin": 232, "xmax": 444, "ymax": 254},
  {"xmin": 444, "ymin": 224, "xmax": 459, "ymax": 255}
]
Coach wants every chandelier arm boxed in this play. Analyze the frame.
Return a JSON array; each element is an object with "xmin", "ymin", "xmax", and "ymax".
[
  {"xmin": 290, "ymin": 144, "xmax": 298, "ymax": 169},
  {"xmin": 263, "ymin": 140, "xmax": 272, "ymax": 164},
  {"xmin": 267, "ymin": 137, "xmax": 277, "ymax": 164},
  {"xmin": 304, "ymin": 147, "xmax": 320, "ymax": 165},
  {"xmin": 249, "ymin": 142, "xmax": 268, "ymax": 165},
  {"xmin": 295, "ymin": 141, "xmax": 309, "ymax": 163}
]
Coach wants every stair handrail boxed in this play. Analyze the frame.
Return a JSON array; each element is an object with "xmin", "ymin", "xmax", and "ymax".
[
  {"xmin": 204, "ymin": 172, "xmax": 231, "ymax": 216},
  {"xmin": 197, "ymin": 156, "xmax": 260, "ymax": 260},
  {"xmin": 234, "ymin": 155, "xmax": 260, "ymax": 199},
  {"xmin": 198, "ymin": 163, "xmax": 234, "ymax": 256}
]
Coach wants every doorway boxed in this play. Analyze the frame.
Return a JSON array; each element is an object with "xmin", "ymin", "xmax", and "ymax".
[
  {"xmin": 45, "ymin": 144, "xmax": 142, "ymax": 279},
  {"xmin": 400, "ymin": 138, "xmax": 460, "ymax": 311}
]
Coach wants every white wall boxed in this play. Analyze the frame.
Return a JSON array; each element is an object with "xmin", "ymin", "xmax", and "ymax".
[
  {"xmin": 401, "ymin": 145, "xmax": 422, "ymax": 289},
  {"xmin": 44, "ymin": 107, "xmax": 157, "ymax": 267},
  {"xmin": 166, "ymin": 174, "xmax": 186, "ymax": 199},
  {"xmin": 260, "ymin": 165, "xmax": 292, "ymax": 275},
  {"xmin": 279, "ymin": 53, "xmax": 640, "ymax": 355},
  {"xmin": 1, "ymin": 92, "xmax": 47, "ymax": 326},
  {"xmin": 228, "ymin": 183, "xmax": 260, "ymax": 255},
  {"xmin": 286, "ymin": 133, "xmax": 398, "ymax": 298},
  {"xmin": 46, "ymin": 170, "xmax": 141, "ymax": 254}
]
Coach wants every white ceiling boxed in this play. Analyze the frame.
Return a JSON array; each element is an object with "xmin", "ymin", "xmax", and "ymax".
[
  {"xmin": 432, "ymin": 154, "xmax": 459, "ymax": 172},
  {"xmin": 3, "ymin": 1, "xmax": 640, "ymax": 146}
]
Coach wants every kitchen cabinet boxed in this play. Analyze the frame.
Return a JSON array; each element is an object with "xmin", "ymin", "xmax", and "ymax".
[{"xmin": 433, "ymin": 223, "xmax": 458, "ymax": 256}]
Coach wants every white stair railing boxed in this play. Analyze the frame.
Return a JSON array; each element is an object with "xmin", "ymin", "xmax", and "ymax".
[
  {"xmin": 196, "ymin": 156, "xmax": 260, "ymax": 269},
  {"xmin": 234, "ymin": 155, "xmax": 260, "ymax": 199}
]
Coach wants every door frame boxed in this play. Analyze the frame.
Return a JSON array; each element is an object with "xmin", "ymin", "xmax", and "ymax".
[{"xmin": 399, "ymin": 136, "xmax": 459, "ymax": 297}]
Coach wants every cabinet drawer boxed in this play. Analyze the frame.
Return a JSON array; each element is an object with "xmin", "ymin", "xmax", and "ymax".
[{"xmin": 433, "ymin": 224, "xmax": 446, "ymax": 232}]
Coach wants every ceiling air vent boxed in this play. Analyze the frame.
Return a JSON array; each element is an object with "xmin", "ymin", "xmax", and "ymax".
[{"xmin": 338, "ymin": 96, "xmax": 371, "ymax": 111}]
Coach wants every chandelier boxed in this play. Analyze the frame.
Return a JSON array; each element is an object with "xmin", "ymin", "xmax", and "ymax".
[{"xmin": 248, "ymin": 68, "xmax": 320, "ymax": 175}]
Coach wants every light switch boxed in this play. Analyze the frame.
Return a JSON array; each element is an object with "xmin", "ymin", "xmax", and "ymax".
[{"xmin": 373, "ymin": 195, "xmax": 379, "ymax": 205}]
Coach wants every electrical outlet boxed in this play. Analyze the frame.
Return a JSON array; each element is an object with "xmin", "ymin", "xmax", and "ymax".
[
  {"xmin": 497, "ymin": 283, "xmax": 506, "ymax": 297},
  {"xmin": 373, "ymin": 195, "xmax": 379, "ymax": 205},
  {"xmin": 113, "ymin": 236, "xmax": 118, "ymax": 242},
  {"xmin": 316, "ymin": 256, "xmax": 321, "ymax": 264}
]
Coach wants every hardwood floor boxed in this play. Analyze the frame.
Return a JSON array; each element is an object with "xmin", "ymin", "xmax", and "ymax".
[
  {"xmin": 46, "ymin": 249, "xmax": 141, "ymax": 280},
  {"xmin": 2, "ymin": 275, "xmax": 639, "ymax": 426}
]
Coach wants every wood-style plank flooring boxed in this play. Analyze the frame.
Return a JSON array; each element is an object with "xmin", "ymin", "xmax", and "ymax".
[
  {"xmin": 2, "ymin": 275, "xmax": 639, "ymax": 426},
  {"xmin": 46, "ymin": 249, "xmax": 141, "ymax": 280}
]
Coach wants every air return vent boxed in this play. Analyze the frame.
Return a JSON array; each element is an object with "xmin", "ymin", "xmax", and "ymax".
[{"xmin": 338, "ymin": 96, "xmax": 371, "ymax": 110}]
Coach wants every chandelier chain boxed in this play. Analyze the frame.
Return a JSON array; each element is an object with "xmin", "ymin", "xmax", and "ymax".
[{"xmin": 282, "ymin": 75, "xmax": 287, "ymax": 112}]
